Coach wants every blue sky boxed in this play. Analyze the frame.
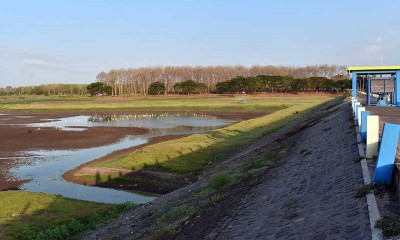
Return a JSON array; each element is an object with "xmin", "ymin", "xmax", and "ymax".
[{"xmin": 1, "ymin": 0, "xmax": 399, "ymax": 86}]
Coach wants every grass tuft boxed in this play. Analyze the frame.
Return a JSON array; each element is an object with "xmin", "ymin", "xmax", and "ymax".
[
  {"xmin": 209, "ymin": 172, "xmax": 234, "ymax": 190},
  {"xmin": 376, "ymin": 216, "xmax": 400, "ymax": 237},
  {"xmin": 356, "ymin": 183, "xmax": 374, "ymax": 198}
]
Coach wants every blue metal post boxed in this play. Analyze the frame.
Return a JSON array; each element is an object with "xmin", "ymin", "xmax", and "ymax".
[
  {"xmin": 373, "ymin": 123, "xmax": 400, "ymax": 184},
  {"xmin": 393, "ymin": 74, "xmax": 396, "ymax": 105},
  {"xmin": 367, "ymin": 75, "xmax": 371, "ymax": 106},
  {"xmin": 392, "ymin": 93, "xmax": 395, "ymax": 105},
  {"xmin": 384, "ymin": 78, "xmax": 386, "ymax": 99},
  {"xmin": 361, "ymin": 111, "xmax": 370, "ymax": 143},
  {"xmin": 396, "ymin": 71, "xmax": 400, "ymax": 106},
  {"xmin": 352, "ymin": 72, "xmax": 357, "ymax": 98}
]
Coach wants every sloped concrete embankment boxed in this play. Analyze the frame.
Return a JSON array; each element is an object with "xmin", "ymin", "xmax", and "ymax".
[{"xmin": 178, "ymin": 100, "xmax": 371, "ymax": 239}]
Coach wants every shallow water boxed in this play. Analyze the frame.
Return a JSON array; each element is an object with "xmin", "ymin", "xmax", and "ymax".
[
  {"xmin": 26, "ymin": 113, "xmax": 234, "ymax": 132},
  {"xmin": 11, "ymin": 113, "xmax": 236, "ymax": 203},
  {"xmin": 12, "ymin": 136, "xmax": 153, "ymax": 204}
]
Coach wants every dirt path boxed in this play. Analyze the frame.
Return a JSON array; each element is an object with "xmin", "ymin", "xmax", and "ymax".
[{"xmin": 177, "ymin": 101, "xmax": 371, "ymax": 239}]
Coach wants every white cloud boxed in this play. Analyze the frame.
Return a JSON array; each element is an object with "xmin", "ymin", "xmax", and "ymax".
[
  {"xmin": 0, "ymin": 46, "xmax": 68, "ymax": 70},
  {"xmin": 21, "ymin": 58, "xmax": 66, "ymax": 69},
  {"xmin": 364, "ymin": 44, "xmax": 382, "ymax": 54},
  {"xmin": 363, "ymin": 36, "xmax": 386, "ymax": 55}
]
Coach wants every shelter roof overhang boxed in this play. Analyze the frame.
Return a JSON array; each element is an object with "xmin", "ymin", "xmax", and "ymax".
[{"xmin": 347, "ymin": 66, "xmax": 400, "ymax": 73}]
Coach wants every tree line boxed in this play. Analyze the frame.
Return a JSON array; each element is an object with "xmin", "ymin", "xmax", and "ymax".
[
  {"xmin": 0, "ymin": 84, "xmax": 88, "ymax": 96},
  {"xmin": 96, "ymin": 65, "xmax": 349, "ymax": 95},
  {"xmin": 215, "ymin": 76, "xmax": 351, "ymax": 93},
  {"xmin": 146, "ymin": 76, "xmax": 350, "ymax": 95},
  {"xmin": 0, "ymin": 64, "xmax": 351, "ymax": 96}
]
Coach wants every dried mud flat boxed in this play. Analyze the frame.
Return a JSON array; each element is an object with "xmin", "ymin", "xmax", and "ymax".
[{"xmin": 0, "ymin": 110, "xmax": 268, "ymax": 191}]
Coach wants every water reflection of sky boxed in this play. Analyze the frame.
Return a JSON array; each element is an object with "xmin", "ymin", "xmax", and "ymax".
[
  {"xmin": 25, "ymin": 113, "xmax": 236, "ymax": 131},
  {"xmin": 11, "ymin": 114, "xmax": 237, "ymax": 204},
  {"xmin": 12, "ymin": 136, "xmax": 154, "ymax": 204}
]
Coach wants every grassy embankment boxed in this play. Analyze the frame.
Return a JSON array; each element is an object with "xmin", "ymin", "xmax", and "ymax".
[
  {"xmin": 0, "ymin": 191, "xmax": 136, "ymax": 240},
  {"xmin": 68, "ymin": 95, "xmax": 340, "ymax": 191}
]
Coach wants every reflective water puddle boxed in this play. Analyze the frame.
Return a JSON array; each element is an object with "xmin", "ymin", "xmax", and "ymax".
[{"xmin": 11, "ymin": 113, "xmax": 236, "ymax": 203}]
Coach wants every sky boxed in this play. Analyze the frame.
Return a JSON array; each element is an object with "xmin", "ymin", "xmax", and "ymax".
[{"xmin": 1, "ymin": 0, "xmax": 399, "ymax": 87}]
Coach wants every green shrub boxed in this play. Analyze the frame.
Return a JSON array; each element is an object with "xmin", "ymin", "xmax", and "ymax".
[
  {"xmin": 148, "ymin": 82, "xmax": 166, "ymax": 95},
  {"xmin": 209, "ymin": 172, "xmax": 233, "ymax": 190},
  {"xmin": 356, "ymin": 183, "xmax": 374, "ymax": 198},
  {"xmin": 376, "ymin": 216, "xmax": 400, "ymax": 237}
]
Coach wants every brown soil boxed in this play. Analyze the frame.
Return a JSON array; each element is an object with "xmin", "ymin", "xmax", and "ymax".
[{"xmin": 0, "ymin": 113, "xmax": 151, "ymax": 155}]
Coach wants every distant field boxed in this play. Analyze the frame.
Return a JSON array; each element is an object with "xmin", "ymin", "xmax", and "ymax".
[{"xmin": 0, "ymin": 94, "xmax": 334, "ymax": 112}]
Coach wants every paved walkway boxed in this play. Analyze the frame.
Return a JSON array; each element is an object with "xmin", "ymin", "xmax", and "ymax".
[{"xmin": 204, "ymin": 103, "xmax": 371, "ymax": 239}]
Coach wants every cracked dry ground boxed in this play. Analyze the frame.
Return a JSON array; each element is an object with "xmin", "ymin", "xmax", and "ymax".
[{"xmin": 176, "ymin": 103, "xmax": 371, "ymax": 240}]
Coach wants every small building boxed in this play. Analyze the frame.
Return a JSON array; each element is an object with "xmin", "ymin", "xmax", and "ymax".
[{"xmin": 347, "ymin": 66, "xmax": 400, "ymax": 106}]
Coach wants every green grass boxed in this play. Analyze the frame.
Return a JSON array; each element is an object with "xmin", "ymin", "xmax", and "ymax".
[
  {"xmin": 0, "ymin": 96, "xmax": 93, "ymax": 105},
  {"xmin": 0, "ymin": 95, "xmax": 328, "ymax": 112},
  {"xmin": 0, "ymin": 191, "xmax": 136, "ymax": 240},
  {"xmin": 89, "ymin": 95, "xmax": 337, "ymax": 175},
  {"xmin": 208, "ymin": 172, "xmax": 234, "ymax": 190},
  {"xmin": 356, "ymin": 183, "xmax": 374, "ymax": 198}
]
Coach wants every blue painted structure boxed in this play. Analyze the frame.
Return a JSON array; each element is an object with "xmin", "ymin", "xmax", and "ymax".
[
  {"xmin": 377, "ymin": 99, "xmax": 388, "ymax": 106},
  {"xmin": 361, "ymin": 110, "xmax": 370, "ymax": 143},
  {"xmin": 352, "ymin": 72, "xmax": 357, "ymax": 98},
  {"xmin": 355, "ymin": 104, "xmax": 362, "ymax": 123},
  {"xmin": 348, "ymin": 66, "xmax": 400, "ymax": 107},
  {"xmin": 366, "ymin": 75, "xmax": 371, "ymax": 106},
  {"xmin": 397, "ymin": 70, "xmax": 400, "ymax": 106},
  {"xmin": 373, "ymin": 123, "xmax": 400, "ymax": 184}
]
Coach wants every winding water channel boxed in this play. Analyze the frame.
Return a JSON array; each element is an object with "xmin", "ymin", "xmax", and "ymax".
[{"xmin": 10, "ymin": 113, "xmax": 236, "ymax": 204}]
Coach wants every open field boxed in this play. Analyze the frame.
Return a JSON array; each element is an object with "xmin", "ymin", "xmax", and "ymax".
[
  {"xmin": 0, "ymin": 191, "xmax": 136, "ymax": 240},
  {"xmin": 0, "ymin": 93, "xmax": 342, "ymax": 239},
  {"xmin": 0, "ymin": 93, "xmax": 333, "ymax": 112}
]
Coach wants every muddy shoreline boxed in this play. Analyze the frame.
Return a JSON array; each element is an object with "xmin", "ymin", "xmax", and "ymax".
[{"xmin": 0, "ymin": 110, "xmax": 269, "ymax": 191}]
